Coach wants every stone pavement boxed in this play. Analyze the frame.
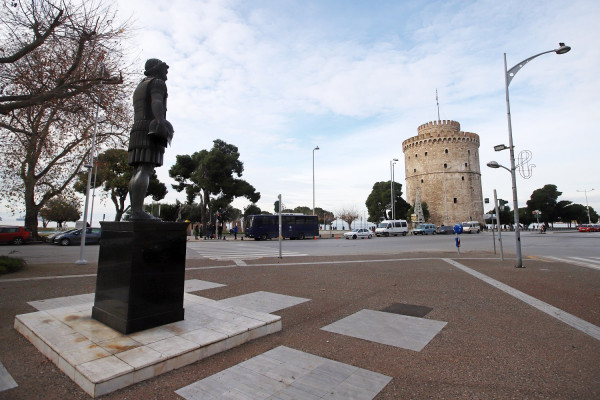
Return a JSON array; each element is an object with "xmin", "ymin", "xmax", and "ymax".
[{"xmin": 0, "ymin": 251, "xmax": 599, "ymax": 399}]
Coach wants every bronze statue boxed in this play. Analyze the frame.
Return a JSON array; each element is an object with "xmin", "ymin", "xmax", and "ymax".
[{"xmin": 128, "ymin": 59, "xmax": 173, "ymax": 220}]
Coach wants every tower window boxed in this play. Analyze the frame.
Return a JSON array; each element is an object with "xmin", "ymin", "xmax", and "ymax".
[
  {"xmin": 421, "ymin": 179, "xmax": 424, "ymax": 183},
  {"xmin": 415, "ymin": 154, "xmax": 418, "ymax": 158},
  {"xmin": 453, "ymin": 198, "xmax": 457, "ymax": 203},
  {"xmin": 461, "ymin": 176, "xmax": 465, "ymax": 181},
  {"xmin": 465, "ymin": 163, "xmax": 468, "ymax": 167},
  {"xmin": 445, "ymin": 149, "xmax": 449, "ymax": 154},
  {"xmin": 444, "ymin": 163, "xmax": 447, "ymax": 169},
  {"xmin": 425, "ymin": 152, "xmax": 428, "ymax": 156}
]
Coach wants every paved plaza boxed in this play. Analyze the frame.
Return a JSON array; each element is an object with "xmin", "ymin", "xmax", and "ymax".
[{"xmin": 0, "ymin": 250, "xmax": 599, "ymax": 399}]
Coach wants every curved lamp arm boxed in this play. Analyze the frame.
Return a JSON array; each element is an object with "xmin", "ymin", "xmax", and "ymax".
[{"xmin": 506, "ymin": 43, "xmax": 571, "ymax": 86}]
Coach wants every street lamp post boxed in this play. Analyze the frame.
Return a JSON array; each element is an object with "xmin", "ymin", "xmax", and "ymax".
[
  {"xmin": 577, "ymin": 188, "xmax": 595, "ymax": 224},
  {"xmin": 75, "ymin": 63, "xmax": 109, "ymax": 265},
  {"xmin": 495, "ymin": 42, "xmax": 570, "ymax": 268},
  {"xmin": 75, "ymin": 104, "xmax": 99, "ymax": 265},
  {"xmin": 89, "ymin": 161, "xmax": 98, "ymax": 226},
  {"xmin": 312, "ymin": 146, "xmax": 319, "ymax": 215},
  {"xmin": 390, "ymin": 158, "xmax": 398, "ymax": 220}
]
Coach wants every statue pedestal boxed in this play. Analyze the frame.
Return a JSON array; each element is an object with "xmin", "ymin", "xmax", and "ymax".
[{"xmin": 92, "ymin": 221, "xmax": 188, "ymax": 334}]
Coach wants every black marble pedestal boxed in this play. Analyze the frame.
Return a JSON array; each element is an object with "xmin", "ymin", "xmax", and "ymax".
[{"xmin": 92, "ymin": 221, "xmax": 188, "ymax": 334}]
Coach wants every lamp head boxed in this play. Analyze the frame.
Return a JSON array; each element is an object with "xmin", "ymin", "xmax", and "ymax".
[
  {"xmin": 314, "ymin": 146, "xmax": 319, "ymax": 151},
  {"xmin": 555, "ymin": 43, "xmax": 571, "ymax": 54},
  {"xmin": 494, "ymin": 144, "xmax": 509, "ymax": 152},
  {"xmin": 393, "ymin": 158, "xmax": 398, "ymax": 161},
  {"xmin": 487, "ymin": 161, "xmax": 501, "ymax": 169}
]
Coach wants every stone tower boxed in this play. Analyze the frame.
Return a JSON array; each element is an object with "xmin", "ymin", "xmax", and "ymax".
[{"xmin": 402, "ymin": 120, "xmax": 483, "ymax": 227}]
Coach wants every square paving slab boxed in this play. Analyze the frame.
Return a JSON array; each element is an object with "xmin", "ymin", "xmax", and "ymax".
[
  {"xmin": 184, "ymin": 279, "xmax": 226, "ymax": 292},
  {"xmin": 321, "ymin": 309, "xmax": 447, "ymax": 352},
  {"xmin": 0, "ymin": 361, "xmax": 18, "ymax": 393},
  {"xmin": 15, "ymin": 293, "xmax": 281, "ymax": 398},
  {"xmin": 176, "ymin": 345, "xmax": 392, "ymax": 400},
  {"xmin": 217, "ymin": 291, "xmax": 310, "ymax": 313}
]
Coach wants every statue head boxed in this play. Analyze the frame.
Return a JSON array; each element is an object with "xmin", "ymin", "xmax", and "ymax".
[{"xmin": 144, "ymin": 58, "xmax": 169, "ymax": 81}]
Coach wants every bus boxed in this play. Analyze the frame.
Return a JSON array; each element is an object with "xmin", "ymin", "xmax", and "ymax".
[{"xmin": 245, "ymin": 214, "xmax": 319, "ymax": 240}]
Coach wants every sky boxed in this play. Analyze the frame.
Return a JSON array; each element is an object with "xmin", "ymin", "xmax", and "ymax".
[{"xmin": 5, "ymin": 0, "xmax": 599, "ymax": 224}]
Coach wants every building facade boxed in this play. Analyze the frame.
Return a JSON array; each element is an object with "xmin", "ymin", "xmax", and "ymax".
[{"xmin": 402, "ymin": 120, "xmax": 484, "ymax": 227}]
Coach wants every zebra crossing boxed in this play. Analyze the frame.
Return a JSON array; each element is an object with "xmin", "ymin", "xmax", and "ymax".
[
  {"xmin": 187, "ymin": 240, "xmax": 307, "ymax": 261},
  {"xmin": 542, "ymin": 256, "xmax": 600, "ymax": 271}
]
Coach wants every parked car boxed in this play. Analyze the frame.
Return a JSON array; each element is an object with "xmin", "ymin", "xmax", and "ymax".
[
  {"xmin": 437, "ymin": 225, "xmax": 455, "ymax": 235},
  {"xmin": 0, "ymin": 226, "xmax": 32, "ymax": 245},
  {"xmin": 343, "ymin": 228, "xmax": 373, "ymax": 239},
  {"xmin": 593, "ymin": 224, "xmax": 600, "ymax": 232},
  {"xmin": 45, "ymin": 229, "xmax": 78, "ymax": 243},
  {"xmin": 462, "ymin": 221, "xmax": 481, "ymax": 234},
  {"xmin": 53, "ymin": 227, "xmax": 101, "ymax": 246},
  {"xmin": 578, "ymin": 224, "xmax": 593, "ymax": 232},
  {"xmin": 412, "ymin": 224, "xmax": 437, "ymax": 235}
]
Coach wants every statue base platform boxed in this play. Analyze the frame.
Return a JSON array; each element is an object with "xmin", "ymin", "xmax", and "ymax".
[
  {"xmin": 15, "ymin": 293, "xmax": 282, "ymax": 397},
  {"xmin": 91, "ymin": 221, "xmax": 188, "ymax": 334}
]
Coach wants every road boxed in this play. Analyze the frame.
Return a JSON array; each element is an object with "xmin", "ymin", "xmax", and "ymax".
[{"xmin": 1, "ymin": 230, "xmax": 599, "ymax": 264}]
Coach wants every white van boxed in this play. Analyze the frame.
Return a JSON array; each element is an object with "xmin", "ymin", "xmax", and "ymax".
[
  {"xmin": 375, "ymin": 220, "xmax": 408, "ymax": 237},
  {"xmin": 462, "ymin": 221, "xmax": 481, "ymax": 233}
]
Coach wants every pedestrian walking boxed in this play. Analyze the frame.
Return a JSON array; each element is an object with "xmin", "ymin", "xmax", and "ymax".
[{"xmin": 233, "ymin": 225, "xmax": 238, "ymax": 240}]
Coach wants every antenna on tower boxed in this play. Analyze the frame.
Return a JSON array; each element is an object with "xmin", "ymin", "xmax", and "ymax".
[{"xmin": 436, "ymin": 89, "xmax": 441, "ymax": 122}]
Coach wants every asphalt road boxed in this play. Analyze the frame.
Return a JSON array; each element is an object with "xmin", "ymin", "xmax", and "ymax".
[{"xmin": 1, "ymin": 230, "xmax": 599, "ymax": 264}]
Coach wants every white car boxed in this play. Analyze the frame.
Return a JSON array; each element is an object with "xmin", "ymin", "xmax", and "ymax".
[
  {"xmin": 461, "ymin": 221, "xmax": 481, "ymax": 233},
  {"xmin": 344, "ymin": 228, "xmax": 373, "ymax": 239}
]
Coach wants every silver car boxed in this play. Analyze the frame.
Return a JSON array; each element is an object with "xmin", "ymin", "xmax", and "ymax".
[
  {"xmin": 343, "ymin": 228, "xmax": 373, "ymax": 239},
  {"xmin": 413, "ymin": 224, "xmax": 437, "ymax": 235},
  {"xmin": 53, "ymin": 228, "xmax": 102, "ymax": 246}
]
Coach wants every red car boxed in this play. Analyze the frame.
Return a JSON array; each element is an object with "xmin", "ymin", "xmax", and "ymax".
[
  {"xmin": 578, "ymin": 224, "xmax": 594, "ymax": 232},
  {"xmin": 0, "ymin": 226, "xmax": 32, "ymax": 245}
]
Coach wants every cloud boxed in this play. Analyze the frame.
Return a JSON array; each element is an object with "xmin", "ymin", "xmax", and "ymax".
[{"xmin": 96, "ymin": 0, "xmax": 600, "ymax": 221}]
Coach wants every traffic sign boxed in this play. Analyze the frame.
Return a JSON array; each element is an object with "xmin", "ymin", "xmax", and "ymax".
[{"xmin": 453, "ymin": 223, "xmax": 463, "ymax": 234}]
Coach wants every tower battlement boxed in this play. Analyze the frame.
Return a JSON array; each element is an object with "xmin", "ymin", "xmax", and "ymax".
[
  {"xmin": 417, "ymin": 119, "xmax": 460, "ymax": 133},
  {"xmin": 403, "ymin": 120, "xmax": 479, "ymax": 151}
]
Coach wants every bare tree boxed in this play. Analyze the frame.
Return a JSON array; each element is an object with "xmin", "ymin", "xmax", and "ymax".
[
  {"xmin": 0, "ymin": 0, "xmax": 134, "ymax": 238},
  {"xmin": 336, "ymin": 207, "xmax": 360, "ymax": 230},
  {"xmin": 0, "ymin": 0, "xmax": 126, "ymax": 114}
]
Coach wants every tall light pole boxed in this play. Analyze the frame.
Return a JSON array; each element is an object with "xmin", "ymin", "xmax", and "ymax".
[
  {"xmin": 89, "ymin": 161, "xmax": 98, "ymax": 226},
  {"xmin": 75, "ymin": 100, "xmax": 99, "ymax": 265},
  {"xmin": 390, "ymin": 158, "xmax": 398, "ymax": 220},
  {"xmin": 496, "ymin": 42, "xmax": 570, "ymax": 268},
  {"xmin": 577, "ymin": 188, "xmax": 595, "ymax": 224},
  {"xmin": 312, "ymin": 146, "xmax": 319, "ymax": 215},
  {"xmin": 75, "ymin": 63, "xmax": 108, "ymax": 264}
]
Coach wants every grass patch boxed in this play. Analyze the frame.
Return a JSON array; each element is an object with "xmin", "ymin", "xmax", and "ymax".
[{"xmin": 0, "ymin": 255, "xmax": 27, "ymax": 274}]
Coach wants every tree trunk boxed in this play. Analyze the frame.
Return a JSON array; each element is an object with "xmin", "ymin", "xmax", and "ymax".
[
  {"xmin": 200, "ymin": 189, "xmax": 210, "ymax": 237},
  {"xmin": 24, "ymin": 189, "xmax": 40, "ymax": 239},
  {"xmin": 111, "ymin": 190, "xmax": 128, "ymax": 221}
]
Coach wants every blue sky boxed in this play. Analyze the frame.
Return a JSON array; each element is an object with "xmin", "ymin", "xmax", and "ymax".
[{"xmin": 7, "ymin": 0, "xmax": 593, "ymax": 224}]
